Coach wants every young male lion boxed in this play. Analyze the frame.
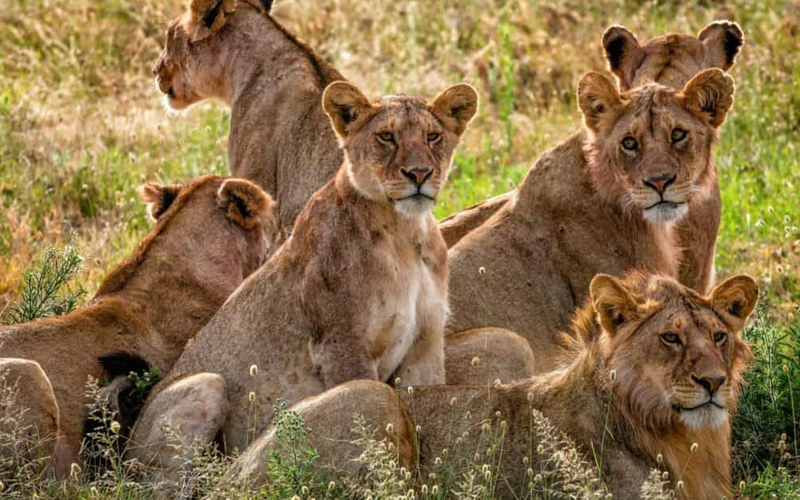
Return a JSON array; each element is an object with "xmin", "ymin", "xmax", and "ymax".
[
  {"xmin": 0, "ymin": 176, "xmax": 280, "ymax": 475},
  {"xmin": 153, "ymin": 0, "xmax": 344, "ymax": 230},
  {"xmin": 128, "ymin": 81, "xmax": 478, "ymax": 471},
  {"xmin": 447, "ymin": 68, "xmax": 736, "ymax": 373},
  {"xmin": 238, "ymin": 272, "xmax": 757, "ymax": 499},
  {"xmin": 440, "ymin": 21, "xmax": 744, "ymax": 295}
]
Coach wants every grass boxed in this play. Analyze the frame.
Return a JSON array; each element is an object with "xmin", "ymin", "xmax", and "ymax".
[{"xmin": 1, "ymin": 0, "xmax": 799, "ymax": 497}]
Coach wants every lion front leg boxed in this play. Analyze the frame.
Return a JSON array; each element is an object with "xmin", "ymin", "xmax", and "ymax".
[
  {"xmin": 391, "ymin": 325, "xmax": 445, "ymax": 387},
  {"xmin": 127, "ymin": 372, "xmax": 227, "ymax": 494}
]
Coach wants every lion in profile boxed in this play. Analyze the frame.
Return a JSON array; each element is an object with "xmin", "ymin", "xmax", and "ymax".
[
  {"xmin": 446, "ymin": 68, "xmax": 736, "ymax": 373},
  {"xmin": 239, "ymin": 272, "xmax": 757, "ymax": 499},
  {"xmin": 0, "ymin": 176, "xmax": 280, "ymax": 476},
  {"xmin": 440, "ymin": 21, "xmax": 744, "ymax": 295},
  {"xmin": 128, "ymin": 81, "xmax": 479, "ymax": 475},
  {"xmin": 153, "ymin": 0, "xmax": 345, "ymax": 230}
]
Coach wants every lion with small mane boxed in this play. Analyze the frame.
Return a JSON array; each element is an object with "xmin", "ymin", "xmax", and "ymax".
[
  {"xmin": 440, "ymin": 21, "xmax": 744, "ymax": 296},
  {"xmin": 127, "ymin": 81, "xmax": 478, "ymax": 476},
  {"xmin": 239, "ymin": 272, "xmax": 757, "ymax": 499},
  {"xmin": 446, "ymin": 67, "xmax": 736, "ymax": 373},
  {"xmin": 0, "ymin": 176, "xmax": 280, "ymax": 476}
]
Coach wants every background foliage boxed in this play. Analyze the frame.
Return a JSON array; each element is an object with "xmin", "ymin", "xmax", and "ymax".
[{"xmin": 1, "ymin": 0, "xmax": 799, "ymax": 497}]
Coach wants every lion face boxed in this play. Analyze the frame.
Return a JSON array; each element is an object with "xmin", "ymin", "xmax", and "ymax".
[
  {"xmin": 591, "ymin": 273, "xmax": 757, "ymax": 431},
  {"xmin": 578, "ymin": 68, "xmax": 735, "ymax": 224},
  {"xmin": 141, "ymin": 176, "xmax": 281, "ymax": 279},
  {"xmin": 322, "ymin": 82, "xmax": 478, "ymax": 218},
  {"xmin": 153, "ymin": 0, "xmax": 272, "ymax": 110}
]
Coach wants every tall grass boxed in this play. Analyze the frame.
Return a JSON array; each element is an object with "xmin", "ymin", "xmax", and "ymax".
[{"xmin": 1, "ymin": 0, "xmax": 798, "ymax": 497}]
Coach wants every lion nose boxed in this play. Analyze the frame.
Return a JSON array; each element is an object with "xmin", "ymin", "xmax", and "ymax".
[
  {"xmin": 401, "ymin": 167, "xmax": 432, "ymax": 187},
  {"xmin": 643, "ymin": 174, "xmax": 676, "ymax": 195},
  {"xmin": 692, "ymin": 374, "xmax": 726, "ymax": 396}
]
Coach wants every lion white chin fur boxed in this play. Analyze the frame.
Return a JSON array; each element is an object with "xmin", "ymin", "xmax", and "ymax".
[
  {"xmin": 395, "ymin": 196, "xmax": 435, "ymax": 218},
  {"xmin": 643, "ymin": 201, "xmax": 689, "ymax": 224},
  {"xmin": 679, "ymin": 405, "xmax": 729, "ymax": 430}
]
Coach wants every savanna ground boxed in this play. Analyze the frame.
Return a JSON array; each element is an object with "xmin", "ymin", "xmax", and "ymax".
[{"xmin": 1, "ymin": 0, "xmax": 799, "ymax": 498}]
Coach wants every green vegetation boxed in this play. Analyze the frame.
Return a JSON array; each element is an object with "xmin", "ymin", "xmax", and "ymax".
[
  {"xmin": 1, "ymin": 0, "xmax": 798, "ymax": 497},
  {"xmin": 1, "ymin": 245, "xmax": 86, "ymax": 324}
]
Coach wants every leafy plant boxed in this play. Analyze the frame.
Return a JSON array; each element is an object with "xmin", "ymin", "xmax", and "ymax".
[
  {"xmin": 2, "ymin": 245, "xmax": 86, "ymax": 325},
  {"xmin": 262, "ymin": 400, "xmax": 321, "ymax": 497}
]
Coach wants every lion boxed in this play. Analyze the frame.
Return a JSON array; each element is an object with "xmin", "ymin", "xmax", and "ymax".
[
  {"xmin": 445, "ymin": 68, "xmax": 735, "ymax": 373},
  {"xmin": 0, "ymin": 175, "xmax": 280, "ymax": 476},
  {"xmin": 439, "ymin": 21, "xmax": 744, "ymax": 295},
  {"xmin": 127, "ymin": 81, "xmax": 479, "ymax": 474},
  {"xmin": 238, "ymin": 272, "xmax": 758, "ymax": 499},
  {"xmin": 153, "ymin": 0, "xmax": 345, "ymax": 231}
]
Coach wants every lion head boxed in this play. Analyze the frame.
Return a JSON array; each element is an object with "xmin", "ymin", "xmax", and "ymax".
[
  {"xmin": 152, "ymin": 0, "xmax": 274, "ymax": 110},
  {"xmin": 98, "ymin": 176, "xmax": 281, "ymax": 296},
  {"xmin": 589, "ymin": 272, "xmax": 757, "ymax": 432},
  {"xmin": 321, "ymin": 81, "xmax": 478, "ymax": 218},
  {"xmin": 577, "ymin": 68, "xmax": 734, "ymax": 223},
  {"xmin": 602, "ymin": 21, "xmax": 744, "ymax": 91}
]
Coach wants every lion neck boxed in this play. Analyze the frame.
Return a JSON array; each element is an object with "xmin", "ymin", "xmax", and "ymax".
[
  {"xmin": 225, "ymin": 6, "xmax": 345, "ymax": 229},
  {"xmin": 513, "ymin": 129, "xmax": 679, "ymax": 281}
]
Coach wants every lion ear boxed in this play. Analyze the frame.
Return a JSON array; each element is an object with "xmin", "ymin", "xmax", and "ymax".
[
  {"xmin": 577, "ymin": 72, "xmax": 622, "ymax": 133},
  {"xmin": 590, "ymin": 274, "xmax": 639, "ymax": 336},
  {"xmin": 681, "ymin": 68, "xmax": 735, "ymax": 128},
  {"xmin": 322, "ymin": 81, "xmax": 375, "ymax": 139},
  {"xmin": 709, "ymin": 275, "xmax": 758, "ymax": 328},
  {"xmin": 186, "ymin": 0, "xmax": 236, "ymax": 42},
  {"xmin": 698, "ymin": 20, "xmax": 744, "ymax": 71},
  {"xmin": 217, "ymin": 178, "xmax": 278, "ymax": 231},
  {"xmin": 430, "ymin": 83, "xmax": 479, "ymax": 136},
  {"xmin": 601, "ymin": 25, "xmax": 643, "ymax": 91},
  {"xmin": 141, "ymin": 182, "xmax": 184, "ymax": 220}
]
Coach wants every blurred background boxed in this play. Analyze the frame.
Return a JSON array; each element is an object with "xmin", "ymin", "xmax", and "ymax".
[{"xmin": 0, "ymin": 0, "xmax": 799, "ymax": 494}]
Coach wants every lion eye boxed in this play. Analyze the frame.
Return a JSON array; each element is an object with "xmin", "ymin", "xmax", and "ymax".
[
  {"xmin": 713, "ymin": 331, "xmax": 727, "ymax": 343},
  {"xmin": 377, "ymin": 131, "xmax": 395, "ymax": 144},
  {"xmin": 621, "ymin": 136, "xmax": 638, "ymax": 151},
  {"xmin": 671, "ymin": 128, "xmax": 688, "ymax": 143},
  {"xmin": 427, "ymin": 132, "xmax": 442, "ymax": 144},
  {"xmin": 661, "ymin": 332, "xmax": 681, "ymax": 345}
]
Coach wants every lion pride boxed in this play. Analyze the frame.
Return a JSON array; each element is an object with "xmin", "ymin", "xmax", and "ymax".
[
  {"xmin": 446, "ymin": 68, "xmax": 735, "ymax": 373},
  {"xmin": 238, "ymin": 272, "xmax": 758, "ymax": 499},
  {"xmin": 0, "ymin": 176, "xmax": 280, "ymax": 476},
  {"xmin": 440, "ymin": 21, "xmax": 744, "ymax": 295},
  {"xmin": 127, "ymin": 81, "xmax": 478, "ymax": 477}
]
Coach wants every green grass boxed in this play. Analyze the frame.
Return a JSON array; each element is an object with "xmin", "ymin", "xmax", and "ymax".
[{"xmin": 1, "ymin": 0, "xmax": 799, "ymax": 497}]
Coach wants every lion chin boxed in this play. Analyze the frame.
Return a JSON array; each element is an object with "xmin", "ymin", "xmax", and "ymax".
[
  {"xmin": 395, "ymin": 194, "xmax": 436, "ymax": 219},
  {"xmin": 677, "ymin": 404, "xmax": 729, "ymax": 429},
  {"xmin": 643, "ymin": 201, "xmax": 689, "ymax": 224}
]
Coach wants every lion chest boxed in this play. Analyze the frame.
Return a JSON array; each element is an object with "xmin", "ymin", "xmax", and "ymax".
[{"xmin": 368, "ymin": 240, "xmax": 446, "ymax": 381}]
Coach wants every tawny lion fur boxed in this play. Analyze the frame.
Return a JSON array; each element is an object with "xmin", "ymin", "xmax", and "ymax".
[
  {"xmin": 153, "ymin": 0, "xmax": 345, "ymax": 231},
  {"xmin": 440, "ymin": 21, "xmax": 744, "ymax": 296},
  {"xmin": 446, "ymin": 67, "xmax": 736, "ymax": 372},
  {"xmin": 128, "ymin": 82, "xmax": 479, "ymax": 474},
  {"xmin": 0, "ymin": 176, "xmax": 280, "ymax": 475},
  {"xmin": 240, "ymin": 273, "xmax": 757, "ymax": 499}
]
